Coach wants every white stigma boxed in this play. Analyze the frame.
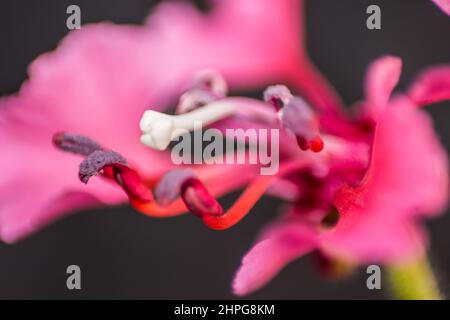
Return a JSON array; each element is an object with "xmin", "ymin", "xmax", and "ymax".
[
  {"xmin": 139, "ymin": 111, "xmax": 175, "ymax": 150},
  {"xmin": 139, "ymin": 98, "xmax": 277, "ymax": 151}
]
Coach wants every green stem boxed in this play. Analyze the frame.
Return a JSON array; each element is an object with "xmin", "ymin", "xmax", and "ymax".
[{"xmin": 386, "ymin": 256, "xmax": 443, "ymax": 300}]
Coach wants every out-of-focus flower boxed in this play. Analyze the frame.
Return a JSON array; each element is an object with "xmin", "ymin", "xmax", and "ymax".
[
  {"xmin": 1, "ymin": 0, "xmax": 449, "ymax": 299},
  {"xmin": 433, "ymin": 0, "xmax": 450, "ymax": 15},
  {"xmin": 135, "ymin": 55, "xmax": 449, "ymax": 295},
  {"xmin": 233, "ymin": 62, "xmax": 450, "ymax": 294},
  {"xmin": 0, "ymin": 0, "xmax": 324, "ymax": 243}
]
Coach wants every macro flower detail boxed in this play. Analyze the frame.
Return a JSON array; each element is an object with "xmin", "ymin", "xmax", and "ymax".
[
  {"xmin": 133, "ymin": 56, "xmax": 449, "ymax": 296},
  {"xmin": 0, "ymin": 0, "xmax": 310, "ymax": 243},
  {"xmin": 278, "ymin": 96, "xmax": 324, "ymax": 152},
  {"xmin": 176, "ymin": 69, "xmax": 228, "ymax": 114},
  {"xmin": 1, "ymin": 0, "xmax": 449, "ymax": 300},
  {"xmin": 263, "ymin": 84, "xmax": 323, "ymax": 152},
  {"xmin": 59, "ymin": 56, "xmax": 448, "ymax": 295}
]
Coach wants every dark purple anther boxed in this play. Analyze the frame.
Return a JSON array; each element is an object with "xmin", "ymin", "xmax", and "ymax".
[
  {"xmin": 176, "ymin": 69, "xmax": 228, "ymax": 114},
  {"xmin": 154, "ymin": 169, "xmax": 197, "ymax": 206},
  {"xmin": 79, "ymin": 150, "xmax": 127, "ymax": 183},
  {"xmin": 280, "ymin": 97, "xmax": 324, "ymax": 152},
  {"xmin": 52, "ymin": 132, "xmax": 103, "ymax": 156},
  {"xmin": 263, "ymin": 85, "xmax": 293, "ymax": 111}
]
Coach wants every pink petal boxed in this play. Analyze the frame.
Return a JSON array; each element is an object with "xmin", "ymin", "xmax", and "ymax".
[
  {"xmin": 324, "ymin": 202, "xmax": 428, "ymax": 263},
  {"xmin": 233, "ymin": 222, "xmax": 317, "ymax": 296},
  {"xmin": 432, "ymin": 0, "xmax": 450, "ymax": 15},
  {"xmin": 147, "ymin": 0, "xmax": 304, "ymax": 89},
  {"xmin": 0, "ymin": 0, "xmax": 304, "ymax": 242},
  {"xmin": 363, "ymin": 56, "xmax": 402, "ymax": 120},
  {"xmin": 408, "ymin": 66, "xmax": 450, "ymax": 106},
  {"xmin": 0, "ymin": 171, "xmax": 125, "ymax": 243},
  {"xmin": 326, "ymin": 97, "xmax": 448, "ymax": 263}
]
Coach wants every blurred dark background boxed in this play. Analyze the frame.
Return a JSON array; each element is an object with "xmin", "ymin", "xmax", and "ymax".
[{"xmin": 0, "ymin": 0, "xmax": 450, "ymax": 299}]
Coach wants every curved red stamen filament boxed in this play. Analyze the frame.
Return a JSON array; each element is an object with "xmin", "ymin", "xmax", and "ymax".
[
  {"xmin": 201, "ymin": 160, "xmax": 310, "ymax": 230},
  {"xmin": 102, "ymin": 165, "xmax": 154, "ymax": 203},
  {"xmin": 131, "ymin": 165, "xmax": 261, "ymax": 217},
  {"xmin": 130, "ymin": 160, "xmax": 310, "ymax": 227},
  {"xmin": 180, "ymin": 177, "xmax": 223, "ymax": 217},
  {"xmin": 201, "ymin": 174, "xmax": 277, "ymax": 230}
]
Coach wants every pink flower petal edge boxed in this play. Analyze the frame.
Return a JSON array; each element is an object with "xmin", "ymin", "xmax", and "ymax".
[
  {"xmin": 232, "ymin": 222, "xmax": 318, "ymax": 296},
  {"xmin": 231, "ymin": 56, "xmax": 450, "ymax": 294},
  {"xmin": 327, "ymin": 97, "xmax": 448, "ymax": 263},
  {"xmin": 364, "ymin": 55, "xmax": 402, "ymax": 120},
  {"xmin": 408, "ymin": 66, "xmax": 450, "ymax": 106},
  {"xmin": 432, "ymin": 0, "xmax": 450, "ymax": 15}
]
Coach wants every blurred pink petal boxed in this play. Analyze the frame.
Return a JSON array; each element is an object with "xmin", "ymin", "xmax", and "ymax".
[
  {"xmin": 364, "ymin": 56, "xmax": 402, "ymax": 120},
  {"xmin": 147, "ymin": 0, "xmax": 305, "ymax": 89},
  {"xmin": 233, "ymin": 222, "xmax": 317, "ymax": 296},
  {"xmin": 0, "ymin": 0, "xmax": 305, "ymax": 242},
  {"xmin": 328, "ymin": 98, "xmax": 448, "ymax": 262},
  {"xmin": 432, "ymin": 0, "xmax": 450, "ymax": 15},
  {"xmin": 227, "ymin": 56, "xmax": 450, "ymax": 295},
  {"xmin": 408, "ymin": 66, "xmax": 450, "ymax": 106}
]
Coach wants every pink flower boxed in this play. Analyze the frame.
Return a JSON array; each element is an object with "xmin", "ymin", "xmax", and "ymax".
[
  {"xmin": 57, "ymin": 55, "xmax": 449, "ymax": 296},
  {"xmin": 0, "ymin": 0, "xmax": 318, "ymax": 243},
  {"xmin": 1, "ymin": 0, "xmax": 449, "ymax": 298},
  {"xmin": 230, "ymin": 57, "xmax": 450, "ymax": 296},
  {"xmin": 136, "ymin": 56, "xmax": 448, "ymax": 295}
]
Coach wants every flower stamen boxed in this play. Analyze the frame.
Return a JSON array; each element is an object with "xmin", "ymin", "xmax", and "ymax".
[
  {"xmin": 79, "ymin": 150, "xmax": 126, "ymax": 183},
  {"xmin": 153, "ymin": 168, "xmax": 222, "ymax": 216},
  {"xmin": 52, "ymin": 132, "xmax": 102, "ymax": 156},
  {"xmin": 181, "ymin": 177, "xmax": 223, "ymax": 217},
  {"xmin": 154, "ymin": 169, "xmax": 197, "ymax": 206},
  {"xmin": 264, "ymin": 85, "xmax": 324, "ymax": 152},
  {"xmin": 263, "ymin": 85, "xmax": 293, "ymax": 111},
  {"xmin": 109, "ymin": 164, "xmax": 154, "ymax": 203},
  {"xmin": 177, "ymin": 69, "xmax": 228, "ymax": 114},
  {"xmin": 53, "ymin": 132, "xmax": 153, "ymax": 203},
  {"xmin": 280, "ymin": 97, "xmax": 324, "ymax": 152},
  {"xmin": 201, "ymin": 160, "xmax": 310, "ymax": 230}
]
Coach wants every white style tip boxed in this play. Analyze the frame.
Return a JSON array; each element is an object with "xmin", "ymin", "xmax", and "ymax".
[{"xmin": 139, "ymin": 110, "xmax": 175, "ymax": 150}]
